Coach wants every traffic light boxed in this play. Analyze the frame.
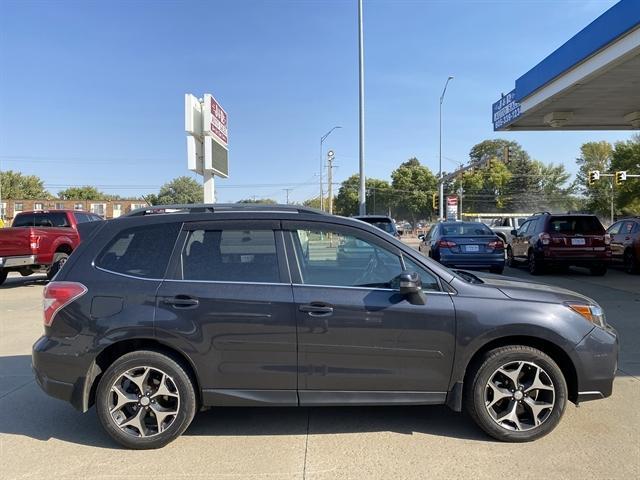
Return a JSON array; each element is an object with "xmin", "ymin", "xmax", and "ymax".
[
  {"xmin": 432, "ymin": 193, "xmax": 439, "ymax": 210},
  {"xmin": 588, "ymin": 170, "xmax": 600, "ymax": 186},
  {"xmin": 615, "ymin": 171, "xmax": 627, "ymax": 185}
]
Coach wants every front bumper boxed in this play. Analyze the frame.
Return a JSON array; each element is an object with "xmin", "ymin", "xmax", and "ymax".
[{"xmin": 573, "ymin": 324, "xmax": 618, "ymax": 403}]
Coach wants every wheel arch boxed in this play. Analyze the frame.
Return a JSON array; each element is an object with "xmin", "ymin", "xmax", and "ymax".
[
  {"xmin": 462, "ymin": 335, "xmax": 578, "ymax": 404},
  {"xmin": 86, "ymin": 338, "xmax": 202, "ymax": 412},
  {"xmin": 55, "ymin": 243, "xmax": 74, "ymax": 255}
]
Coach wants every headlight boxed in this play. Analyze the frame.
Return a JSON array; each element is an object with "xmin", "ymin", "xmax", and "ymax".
[{"xmin": 566, "ymin": 303, "xmax": 606, "ymax": 328}]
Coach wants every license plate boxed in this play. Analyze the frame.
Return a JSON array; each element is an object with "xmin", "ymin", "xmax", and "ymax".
[
  {"xmin": 465, "ymin": 245, "xmax": 480, "ymax": 252},
  {"xmin": 571, "ymin": 238, "xmax": 586, "ymax": 246}
]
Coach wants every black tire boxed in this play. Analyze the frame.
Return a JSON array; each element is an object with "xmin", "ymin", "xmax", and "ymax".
[
  {"xmin": 589, "ymin": 265, "xmax": 607, "ymax": 276},
  {"xmin": 464, "ymin": 345, "xmax": 567, "ymax": 442},
  {"xmin": 46, "ymin": 252, "xmax": 69, "ymax": 280},
  {"xmin": 96, "ymin": 350, "xmax": 197, "ymax": 449},
  {"xmin": 489, "ymin": 266, "xmax": 504, "ymax": 275},
  {"xmin": 505, "ymin": 247, "xmax": 515, "ymax": 267},
  {"xmin": 528, "ymin": 250, "xmax": 544, "ymax": 275},
  {"xmin": 624, "ymin": 249, "xmax": 639, "ymax": 274},
  {"xmin": 0, "ymin": 269, "xmax": 7, "ymax": 286}
]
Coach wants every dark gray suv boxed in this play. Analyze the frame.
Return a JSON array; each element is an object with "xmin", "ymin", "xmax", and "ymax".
[{"xmin": 32, "ymin": 204, "xmax": 618, "ymax": 449}]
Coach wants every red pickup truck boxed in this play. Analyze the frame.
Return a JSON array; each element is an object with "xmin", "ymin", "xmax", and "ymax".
[{"xmin": 0, "ymin": 210, "xmax": 102, "ymax": 285}]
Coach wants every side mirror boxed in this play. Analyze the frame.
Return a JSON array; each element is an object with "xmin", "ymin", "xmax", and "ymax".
[
  {"xmin": 418, "ymin": 234, "xmax": 425, "ymax": 240},
  {"xmin": 511, "ymin": 229, "xmax": 518, "ymax": 237},
  {"xmin": 397, "ymin": 271, "xmax": 426, "ymax": 305}
]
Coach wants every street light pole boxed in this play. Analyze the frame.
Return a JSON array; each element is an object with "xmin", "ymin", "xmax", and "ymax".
[
  {"xmin": 320, "ymin": 126, "xmax": 341, "ymax": 211},
  {"xmin": 358, "ymin": 0, "xmax": 366, "ymax": 216},
  {"xmin": 439, "ymin": 75, "xmax": 454, "ymax": 220}
]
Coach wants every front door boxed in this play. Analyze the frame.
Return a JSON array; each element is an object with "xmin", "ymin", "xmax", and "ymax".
[
  {"xmin": 156, "ymin": 220, "xmax": 298, "ymax": 405},
  {"xmin": 283, "ymin": 221, "xmax": 456, "ymax": 404}
]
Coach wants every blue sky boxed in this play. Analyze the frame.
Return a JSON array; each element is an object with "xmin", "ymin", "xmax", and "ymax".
[{"xmin": 0, "ymin": 0, "xmax": 632, "ymax": 203}]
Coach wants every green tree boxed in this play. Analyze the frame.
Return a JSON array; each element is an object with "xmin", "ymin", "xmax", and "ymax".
[
  {"xmin": 151, "ymin": 176, "xmax": 203, "ymax": 205},
  {"xmin": 611, "ymin": 136, "xmax": 640, "ymax": 215},
  {"xmin": 390, "ymin": 158, "xmax": 437, "ymax": 221},
  {"xmin": 302, "ymin": 196, "xmax": 324, "ymax": 210},
  {"xmin": 334, "ymin": 175, "xmax": 392, "ymax": 217},
  {"xmin": 57, "ymin": 185, "xmax": 104, "ymax": 200},
  {"xmin": 576, "ymin": 141, "xmax": 614, "ymax": 218},
  {"xmin": 0, "ymin": 170, "xmax": 51, "ymax": 199}
]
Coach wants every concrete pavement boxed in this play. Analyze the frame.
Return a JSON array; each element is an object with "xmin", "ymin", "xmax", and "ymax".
[{"xmin": 1, "ymin": 271, "xmax": 638, "ymax": 480}]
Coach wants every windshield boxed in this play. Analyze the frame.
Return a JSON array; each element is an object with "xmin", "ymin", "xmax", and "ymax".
[{"xmin": 441, "ymin": 223, "xmax": 494, "ymax": 236}]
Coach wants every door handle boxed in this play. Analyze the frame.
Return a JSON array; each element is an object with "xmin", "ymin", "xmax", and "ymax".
[
  {"xmin": 299, "ymin": 303, "xmax": 334, "ymax": 317},
  {"xmin": 163, "ymin": 295, "xmax": 199, "ymax": 308}
]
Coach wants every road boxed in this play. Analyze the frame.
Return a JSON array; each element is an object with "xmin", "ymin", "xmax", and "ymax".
[{"xmin": 1, "ymin": 267, "xmax": 638, "ymax": 480}]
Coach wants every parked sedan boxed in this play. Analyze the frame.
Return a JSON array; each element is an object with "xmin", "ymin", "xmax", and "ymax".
[
  {"xmin": 607, "ymin": 217, "xmax": 640, "ymax": 273},
  {"xmin": 419, "ymin": 221, "xmax": 505, "ymax": 274}
]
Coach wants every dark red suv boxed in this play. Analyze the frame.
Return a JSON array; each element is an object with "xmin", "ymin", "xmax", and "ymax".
[{"xmin": 507, "ymin": 213, "xmax": 611, "ymax": 275}]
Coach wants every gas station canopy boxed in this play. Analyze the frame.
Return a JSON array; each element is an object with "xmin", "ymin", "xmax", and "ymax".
[{"xmin": 493, "ymin": 0, "xmax": 640, "ymax": 131}]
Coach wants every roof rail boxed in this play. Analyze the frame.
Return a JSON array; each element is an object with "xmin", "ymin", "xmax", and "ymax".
[
  {"xmin": 531, "ymin": 211, "xmax": 551, "ymax": 216},
  {"xmin": 124, "ymin": 203, "xmax": 328, "ymax": 217}
]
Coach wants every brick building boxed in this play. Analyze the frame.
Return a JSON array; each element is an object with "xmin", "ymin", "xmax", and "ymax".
[{"xmin": 0, "ymin": 199, "xmax": 149, "ymax": 223}]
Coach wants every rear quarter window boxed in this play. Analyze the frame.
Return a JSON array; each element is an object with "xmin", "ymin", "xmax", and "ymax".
[
  {"xmin": 548, "ymin": 216, "xmax": 604, "ymax": 235},
  {"xmin": 96, "ymin": 223, "xmax": 181, "ymax": 279}
]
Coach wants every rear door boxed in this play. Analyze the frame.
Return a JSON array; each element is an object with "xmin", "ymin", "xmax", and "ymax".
[
  {"xmin": 156, "ymin": 220, "xmax": 298, "ymax": 405},
  {"xmin": 512, "ymin": 220, "xmax": 532, "ymax": 259},
  {"xmin": 283, "ymin": 220, "xmax": 455, "ymax": 401}
]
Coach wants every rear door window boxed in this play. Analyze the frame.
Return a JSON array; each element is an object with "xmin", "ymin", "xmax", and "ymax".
[
  {"xmin": 181, "ymin": 229, "xmax": 280, "ymax": 283},
  {"xmin": 549, "ymin": 216, "xmax": 604, "ymax": 235},
  {"xmin": 96, "ymin": 223, "xmax": 181, "ymax": 278}
]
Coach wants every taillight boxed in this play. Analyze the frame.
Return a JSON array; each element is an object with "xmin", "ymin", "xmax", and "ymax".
[
  {"xmin": 43, "ymin": 281, "xmax": 87, "ymax": 327},
  {"xmin": 488, "ymin": 240, "xmax": 504, "ymax": 249},
  {"xmin": 437, "ymin": 239, "xmax": 457, "ymax": 248},
  {"xmin": 539, "ymin": 233, "xmax": 551, "ymax": 245},
  {"xmin": 604, "ymin": 234, "xmax": 611, "ymax": 245},
  {"xmin": 29, "ymin": 233, "xmax": 40, "ymax": 250}
]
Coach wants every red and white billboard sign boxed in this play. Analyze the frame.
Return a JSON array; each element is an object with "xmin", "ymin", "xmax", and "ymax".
[
  {"xmin": 203, "ymin": 93, "xmax": 228, "ymax": 148},
  {"xmin": 446, "ymin": 195, "xmax": 458, "ymax": 220}
]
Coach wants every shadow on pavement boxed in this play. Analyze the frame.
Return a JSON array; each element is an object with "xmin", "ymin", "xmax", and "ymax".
[{"xmin": 0, "ymin": 354, "xmax": 489, "ymax": 449}]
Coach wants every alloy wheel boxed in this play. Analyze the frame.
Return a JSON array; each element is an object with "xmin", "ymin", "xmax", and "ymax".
[
  {"xmin": 108, "ymin": 366, "xmax": 180, "ymax": 438},
  {"xmin": 484, "ymin": 360, "xmax": 555, "ymax": 431}
]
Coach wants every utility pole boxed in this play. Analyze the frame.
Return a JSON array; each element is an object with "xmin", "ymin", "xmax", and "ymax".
[
  {"xmin": 610, "ymin": 178, "xmax": 615, "ymax": 225},
  {"xmin": 438, "ymin": 76, "xmax": 454, "ymax": 220},
  {"xmin": 327, "ymin": 150, "xmax": 335, "ymax": 214},
  {"xmin": 358, "ymin": 0, "xmax": 366, "ymax": 216},
  {"xmin": 283, "ymin": 188, "xmax": 293, "ymax": 205},
  {"xmin": 320, "ymin": 126, "xmax": 341, "ymax": 211}
]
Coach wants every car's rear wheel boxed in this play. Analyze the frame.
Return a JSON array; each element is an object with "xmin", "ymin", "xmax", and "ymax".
[
  {"xmin": 528, "ymin": 251, "xmax": 544, "ymax": 275},
  {"xmin": 47, "ymin": 252, "xmax": 69, "ymax": 280},
  {"xmin": 464, "ymin": 345, "xmax": 567, "ymax": 442},
  {"xmin": 96, "ymin": 350, "xmax": 197, "ymax": 449},
  {"xmin": 0, "ymin": 269, "xmax": 7, "ymax": 286},
  {"xmin": 624, "ymin": 249, "xmax": 639, "ymax": 274}
]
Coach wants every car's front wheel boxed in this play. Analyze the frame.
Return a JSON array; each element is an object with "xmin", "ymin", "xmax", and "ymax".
[
  {"xmin": 96, "ymin": 350, "xmax": 197, "ymax": 449},
  {"xmin": 464, "ymin": 345, "xmax": 567, "ymax": 442}
]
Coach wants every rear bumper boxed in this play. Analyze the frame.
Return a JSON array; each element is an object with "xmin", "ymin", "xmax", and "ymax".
[
  {"xmin": 573, "ymin": 324, "xmax": 618, "ymax": 403},
  {"xmin": 32, "ymin": 335, "xmax": 95, "ymax": 412},
  {"xmin": 439, "ymin": 252, "xmax": 505, "ymax": 269},
  {"xmin": 0, "ymin": 255, "xmax": 37, "ymax": 269},
  {"xmin": 541, "ymin": 249, "xmax": 611, "ymax": 265}
]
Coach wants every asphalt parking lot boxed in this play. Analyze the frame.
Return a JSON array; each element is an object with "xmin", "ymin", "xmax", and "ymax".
[{"xmin": 1, "ymin": 264, "xmax": 639, "ymax": 480}]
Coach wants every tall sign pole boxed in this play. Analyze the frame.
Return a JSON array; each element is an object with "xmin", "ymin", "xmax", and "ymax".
[
  {"xmin": 358, "ymin": 0, "xmax": 366, "ymax": 216},
  {"xmin": 185, "ymin": 93, "xmax": 229, "ymax": 203}
]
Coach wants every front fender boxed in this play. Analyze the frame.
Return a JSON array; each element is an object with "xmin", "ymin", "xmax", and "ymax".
[{"xmin": 449, "ymin": 296, "xmax": 593, "ymax": 390}]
